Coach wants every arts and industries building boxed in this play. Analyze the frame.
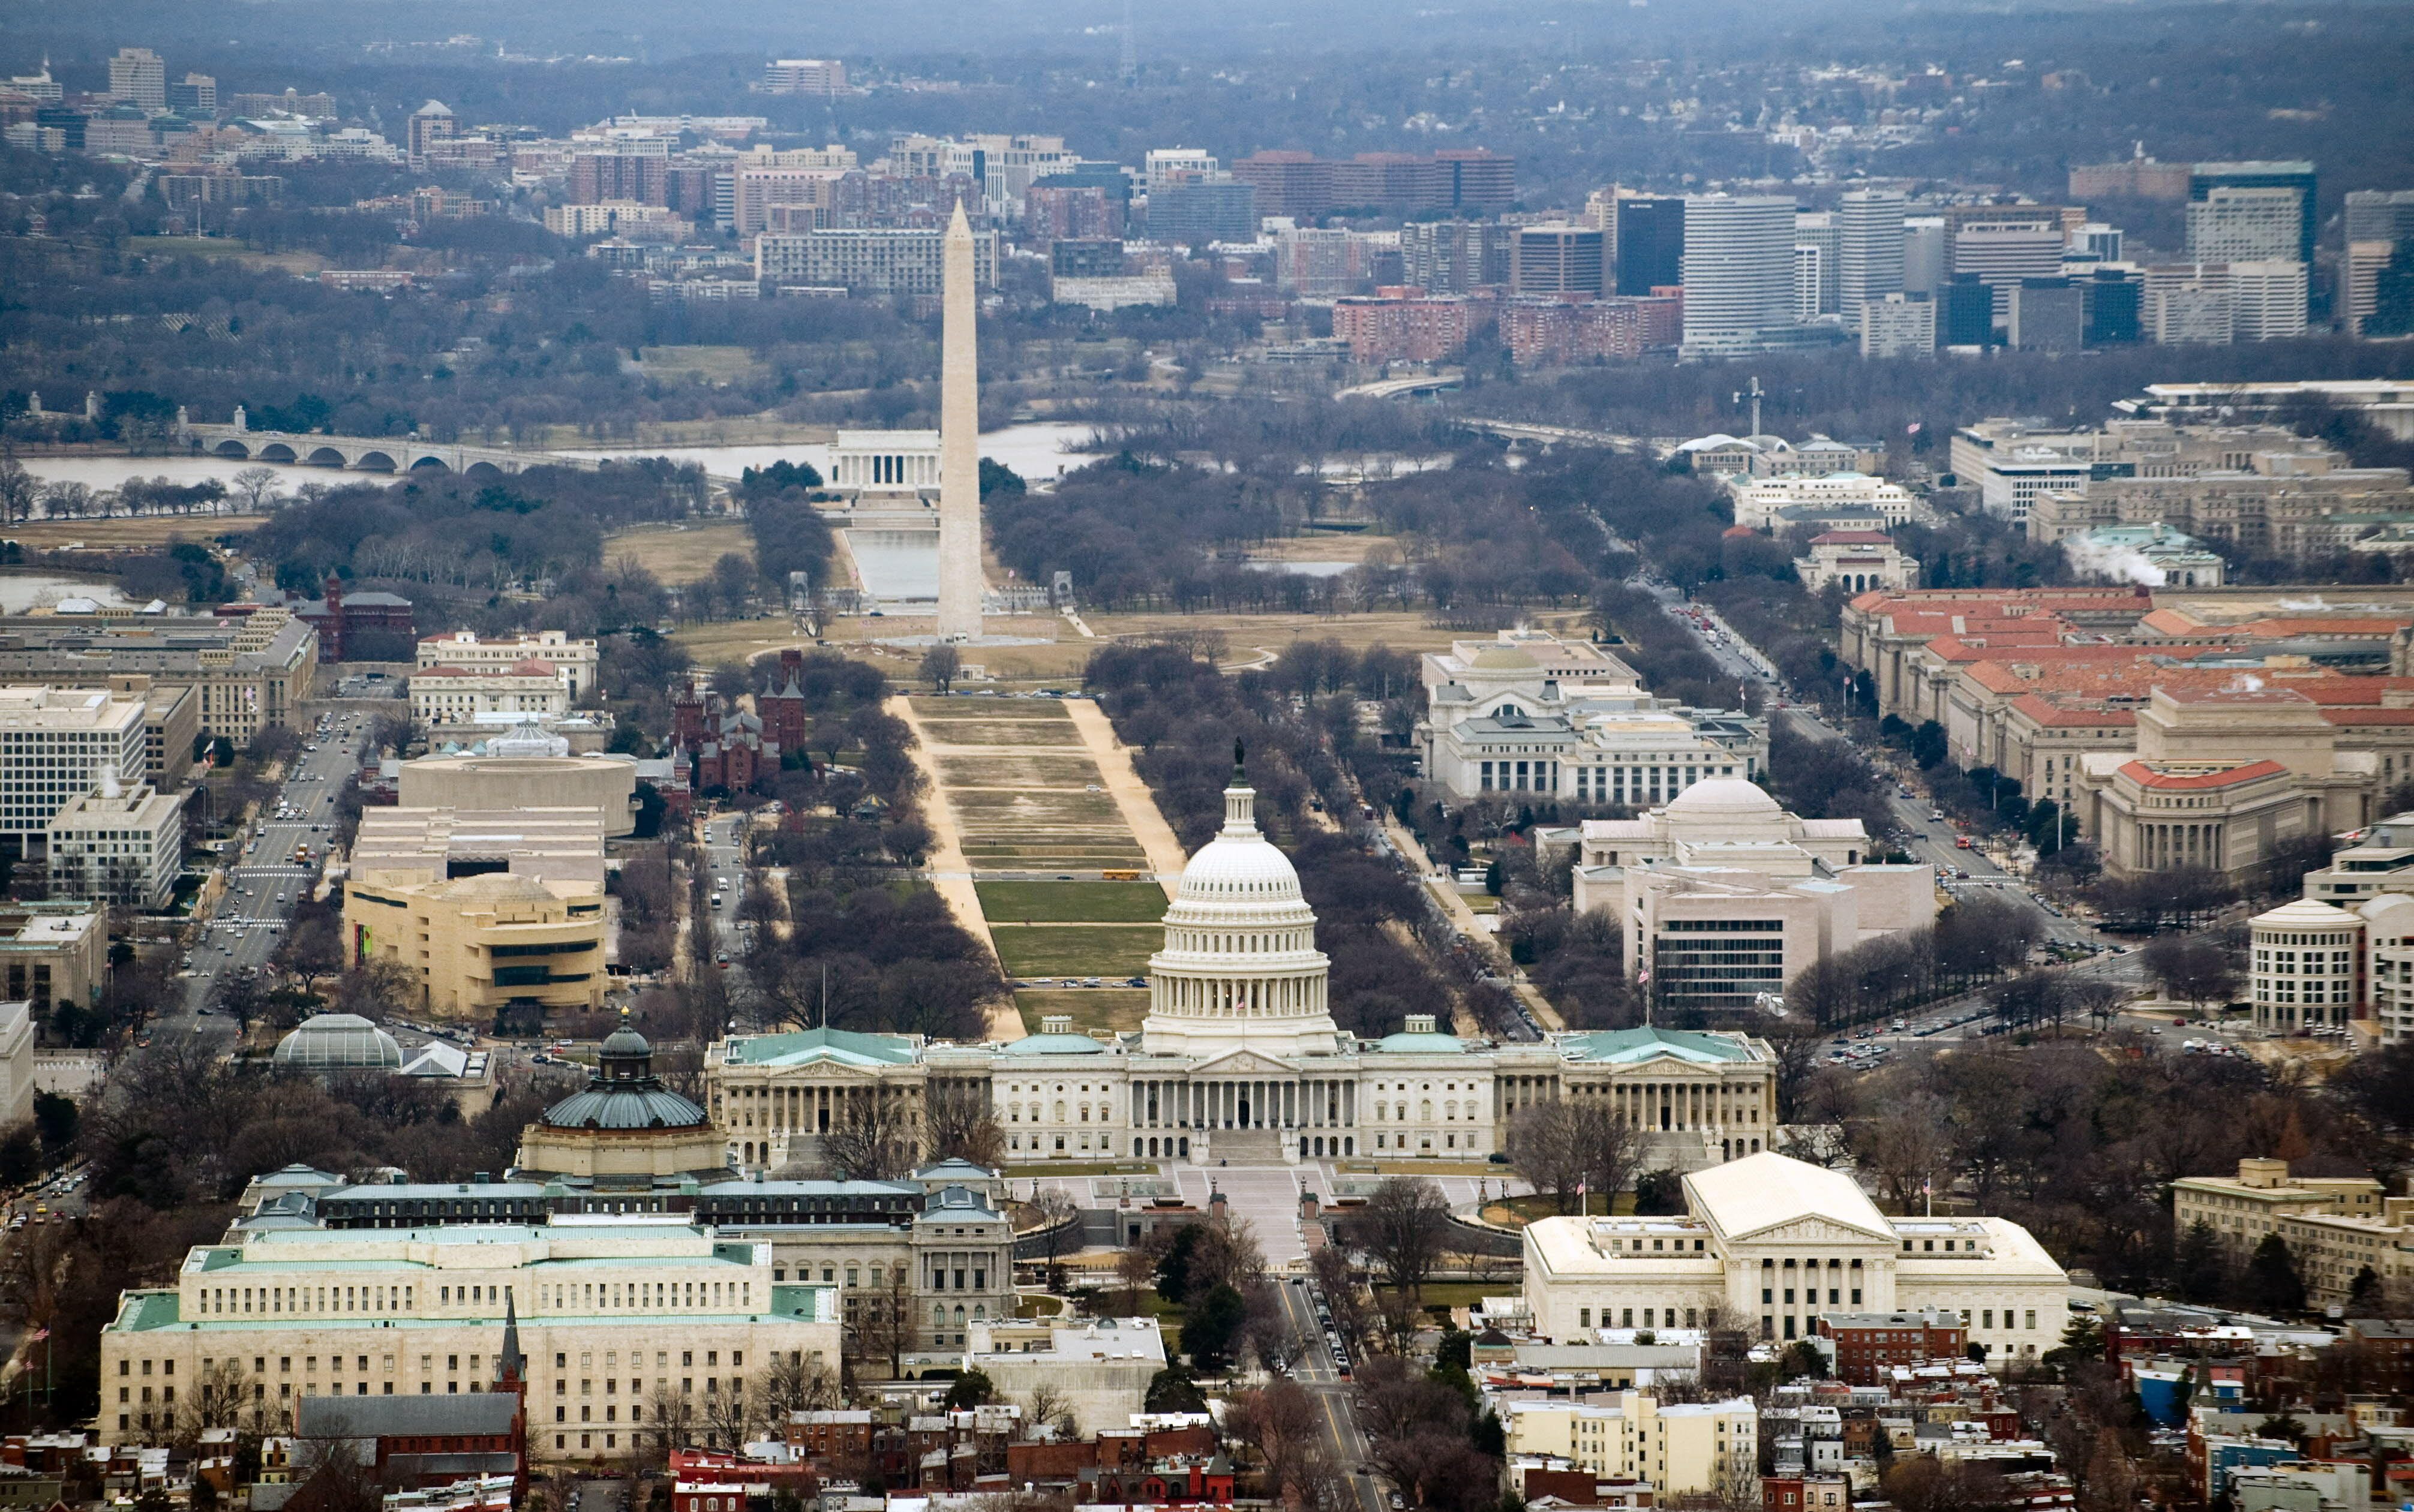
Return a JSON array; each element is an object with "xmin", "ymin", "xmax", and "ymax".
[
  {"xmin": 704, "ymin": 766, "xmax": 1782, "ymax": 1176},
  {"xmin": 1415, "ymin": 630, "xmax": 1767, "ymax": 805},
  {"xmin": 1521, "ymin": 1153, "xmax": 2069, "ymax": 1363}
]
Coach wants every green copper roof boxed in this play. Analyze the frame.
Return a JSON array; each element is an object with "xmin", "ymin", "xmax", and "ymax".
[
  {"xmin": 723, "ymin": 1026, "xmax": 921, "ymax": 1068},
  {"xmin": 1559, "ymin": 1026, "xmax": 1755, "ymax": 1065},
  {"xmin": 115, "ymin": 1291, "xmax": 184, "ymax": 1332}
]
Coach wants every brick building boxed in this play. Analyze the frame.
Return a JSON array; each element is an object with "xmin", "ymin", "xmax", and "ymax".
[
  {"xmin": 1332, "ymin": 289, "xmax": 1479, "ymax": 362},
  {"xmin": 1815, "ymin": 1310, "xmax": 1969, "ymax": 1384},
  {"xmin": 286, "ymin": 576, "xmax": 416, "ymax": 662}
]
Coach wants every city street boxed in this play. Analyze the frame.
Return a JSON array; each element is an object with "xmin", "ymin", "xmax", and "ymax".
[{"xmin": 1272, "ymin": 1277, "xmax": 1386, "ymax": 1512}]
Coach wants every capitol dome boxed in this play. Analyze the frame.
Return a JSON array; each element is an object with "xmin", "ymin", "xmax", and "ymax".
[
  {"xmin": 274, "ymin": 1013, "xmax": 404, "ymax": 1071},
  {"xmin": 1664, "ymin": 777, "xmax": 1782, "ymax": 817},
  {"xmin": 1139, "ymin": 752, "xmax": 1339, "ymax": 1059}
]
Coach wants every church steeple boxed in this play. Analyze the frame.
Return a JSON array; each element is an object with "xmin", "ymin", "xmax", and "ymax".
[{"xmin": 496, "ymin": 1290, "xmax": 525, "ymax": 1390}]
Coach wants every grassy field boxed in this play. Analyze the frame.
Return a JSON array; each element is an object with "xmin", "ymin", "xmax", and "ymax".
[
  {"xmin": 128, "ymin": 236, "xmax": 328, "ymax": 273},
  {"xmin": 4, "ymin": 516, "xmax": 263, "ymax": 549},
  {"xmin": 948, "ymin": 789, "xmax": 1126, "ymax": 825},
  {"xmin": 1013, "ymin": 987, "xmax": 1149, "ymax": 1038},
  {"xmin": 936, "ymin": 753, "xmax": 1105, "ymax": 789},
  {"xmin": 667, "ymin": 620, "xmax": 830, "ymax": 666},
  {"xmin": 990, "ymin": 926, "xmax": 1158, "ymax": 979},
  {"xmin": 914, "ymin": 720, "xmax": 1085, "ymax": 747},
  {"xmin": 977, "ymin": 880, "xmax": 1167, "ymax": 922},
  {"xmin": 604, "ymin": 521, "xmax": 756, "ymax": 582},
  {"xmin": 909, "ymin": 697, "xmax": 1073, "ymax": 721},
  {"xmin": 1370, "ymin": 1282, "xmax": 1501, "ymax": 1310},
  {"xmin": 635, "ymin": 345, "xmax": 768, "ymax": 385}
]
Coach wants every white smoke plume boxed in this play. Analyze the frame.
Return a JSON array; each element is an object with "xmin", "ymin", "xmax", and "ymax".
[{"xmin": 2061, "ymin": 536, "xmax": 2166, "ymax": 587}]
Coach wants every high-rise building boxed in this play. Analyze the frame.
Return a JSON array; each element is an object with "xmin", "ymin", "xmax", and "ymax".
[
  {"xmin": 1143, "ymin": 148, "xmax": 1218, "ymax": 192},
  {"xmin": 2143, "ymin": 264, "xmax": 2235, "ymax": 345},
  {"xmin": 1950, "ymin": 219, "xmax": 2067, "ymax": 324},
  {"xmin": 406, "ymin": 100, "xmax": 455, "ymax": 161},
  {"xmin": 2081, "ymin": 268, "xmax": 2143, "ymax": 345},
  {"xmin": 761, "ymin": 58, "xmax": 847, "ymax": 94},
  {"xmin": 2191, "ymin": 161, "xmax": 2317, "ymax": 266},
  {"xmin": 1614, "ymin": 197, "xmax": 1685, "ymax": 296},
  {"xmin": 1837, "ymin": 191, "xmax": 1907, "ymax": 323},
  {"xmin": 1860, "ymin": 293, "xmax": 1935, "ymax": 358},
  {"xmin": 2229, "ymin": 260, "xmax": 2310, "ymax": 342},
  {"xmin": 2068, "ymin": 223, "xmax": 2124, "ymax": 264},
  {"xmin": 2348, "ymin": 241, "xmax": 2414, "ymax": 338},
  {"xmin": 2187, "ymin": 185, "xmax": 2304, "ymax": 263},
  {"xmin": 1227, "ymin": 148, "xmax": 1513, "ymax": 219},
  {"xmin": 1939, "ymin": 276, "xmax": 1997, "ymax": 348},
  {"xmin": 1512, "ymin": 225, "xmax": 1605, "ymax": 297},
  {"xmin": 2007, "ymin": 278, "xmax": 2083, "ymax": 352},
  {"xmin": 1400, "ymin": 219, "xmax": 1512, "ymax": 293},
  {"xmin": 1679, "ymin": 195, "xmax": 1796, "ymax": 353},
  {"xmin": 2346, "ymin": 190, "xmax": 2414, "ymax": 246},
  {"xmin": 1793, "ymin": 245, "xmax": 1824, "ymax": 322},
  {"xmin": 1148, "ymin": 181, "xmax": 1257, "ymax": 245},
  {"xmin": 754, "ymin": 226, "xmax": 998, "ymax": 294},
  {"xmin": 165, "ymin": 73, "xmax": 215, "ymax": 115},
  {"xmin": 107, "ymin": 47, "xmax": 165, "ymax": 113},
  {"xmin": 1793, "ymin": 211, "xmax": 1840, "ymax": 315},
  {"xmin": 0, "ymin": 687, "xmax": 149, "ymax": 852},
  {"xmin": 1903, "ymin": 217, "xmax": 1946, "ymax": 296}
]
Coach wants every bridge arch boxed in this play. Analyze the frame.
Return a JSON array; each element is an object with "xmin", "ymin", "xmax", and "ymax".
[
  {"xmin": 462, "ymin": 461, "xmax": 506, "ymax": 480},
  {"xmin": 353, "ymin": 451, "xmax": 398, "ymax": 473},
  {"xmin": 210, "ymin": 439, "xmax": 252, "ymax": 459},
  {"xmin": 305, "ymin": 447, "xmax": 349, "ymax": 468},
  {"xmin": 407, "ymin": 455, "xmax": 454, "ymax": 473},
  {"xmin": 255, "ymin": 443, "xmax": 298, "ymax": 462}
]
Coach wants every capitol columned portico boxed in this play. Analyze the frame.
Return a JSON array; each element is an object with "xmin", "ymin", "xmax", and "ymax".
[{"xmin": 705, "ymin": 762, "xmax": 1780, "ymax": 1170}]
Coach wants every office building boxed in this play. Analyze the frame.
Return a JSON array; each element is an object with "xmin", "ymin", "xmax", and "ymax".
[
  {"xmin": 0, "ymin": 903, "xmax": 103, "ymax": 1015},
  {"xmin": 754, "ymin": 227, "xmax": 997, "ymax": 296},
  {"xmin": 1614, "ymin": 197, "xmax": 1685, "ymax": 297},
  {"xmin": 1858, "ymin": 293, "xmax": 1935, "ymax": 358},
  {"xmin": 47, "ymin": 782, "xmax": 183, "ymax": 909},
  {"xmin": 107, "ymin": 48, "xmax": 166, "ymax": 113},
  {"xmin": 1836, "ymin": 190, "xmax": 1906, "ymax": 320},
  {"xmin": 2082, "ymin": 268, "xmax": 2143, "ymax": 345},
  {"xmin": 1047, "ymin": 238, "xmax": 1123, "ymax": 279},
  {"xmin": 1679, "ymin": 195, "xmax": 1796, "ymax": 353},
  {"xmin": 2347, "ymin": 189, "xmax": 2414, "ymax": 247},
  {"xmin": 1227, "ymin": 148, "xmax": 1512, "ymax": 218},
  {"xmin": 1146, "ymin": 181, "xmax": 1255, "ymax": 245},
  {"xmin": 1902, "ymin": 217, "xmax": 1946, "ymax": 296},
  {"xmin": 0, "ymin": 687, "xmax": 148, "ymax": 856},
  {"xmin": 2174, "ymin": 1157, "xmax": 2385, "ymax": 1261},
  {"xmin": 2143, "ymin": 263, "xmax": 2236, "ymax": 345},
  {"xmin": 962, "ymin": 1318, "xmax": 1167, "ymax": 1439},
  {"xmin": 1729, "ymin": 473, "xmax": 1919, "ymax": 530},
  {"xmin": 1401, "ymin": 219, "xmax": 1513, "ymax": 293},
  {"xmin": 2229, "ymin": 260, "xmax": 2310, "ymax": 341},
  {"xmin": 2192, "ymin": 161, "xmax": 2317, "ymax": 266},
  {"xmin": 1793, "ymin": 245, "xmax": 1824, "ymax": 322},
  {"xmin": 416, "ymin": 632, "xmax": 598, "ymax": 701},
  {"xmin": 1571, "ymin": 783, "xmax": 1932, "ymax": 1009},
  {"xmin": 2347, "ymin": 242, "xmax": 2410, "ymax": 337},
  {"xmin": 2006, "ymin": 278, "xmax": 2082, "ymax": 352},
  {"xmin": 1143, "ymin": 148, "xmax": 1217, "ymax": 191},
  {"xmin": 166, "ymin": 74, "xmax": 215, "ymax": 115},
  {"xmin": 761, "ymin": 58, "xmax": 846, "ymax": 94},
  {"xmin": 1939, "ymin": 277, "xmax": 1998, "ymax": 348},
  {"xmin": 411, "ymin": 662, "xmax": 572, "ymax": 728},
  {"xmin": 2187, "ymin": 185, "xmax": 2304, "ymax": 264},
  {"xmin": 1523, "ymin": 1152, "xmax": 2068, "ymax": 1360},
  {"xmin": 2070, "ymin": 155, "xmax": 2193, "ymax": 201},
  {"xmin": 1793, "ymin": 212, "xmax": 1840, "ymax": 315},
  {"xmin": 1512, "ymin": 225, "xmax": 1606, "ymax": 297},
  {"xmin": 2069, "ymin": 223, "xmax": 2124, "ymax": 263},
  {"xmin": 97, "ymin": 1216, "xmax": 841, "ymax": 1461},
  {"xmin": 1950, "ymin": 219, "xmax": 2065, "ymax": 324}
]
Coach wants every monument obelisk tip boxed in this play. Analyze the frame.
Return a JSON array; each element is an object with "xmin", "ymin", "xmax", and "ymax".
[{"xmin": 934, "ymin": 194, "xmax": 984, "ymax": 641}]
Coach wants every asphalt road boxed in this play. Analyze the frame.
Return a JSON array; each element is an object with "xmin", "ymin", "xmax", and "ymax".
[
  {"xmin": 1274, "ymin": 1277, "xmax": 1389, "ymax": 1512},
  {"xmin": 173, "ymin": 701, "xmax": 391, "ymax": 1039}
]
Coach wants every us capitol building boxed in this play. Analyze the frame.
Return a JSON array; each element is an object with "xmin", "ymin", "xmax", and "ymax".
[{"xmin": 707, "ymin": 766, "xmax": 1781, "ymax": 1171}]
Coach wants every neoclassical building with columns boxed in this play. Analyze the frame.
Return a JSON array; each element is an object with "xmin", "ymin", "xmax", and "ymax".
[{"xmin": 705, "ymin": 769, "xmax": 1778, "ymax": 1171}]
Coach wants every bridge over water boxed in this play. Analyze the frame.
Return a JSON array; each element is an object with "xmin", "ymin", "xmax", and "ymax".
[{"xmin": 183, "ymin": 424, "xmax": 598, "ymax": 476}]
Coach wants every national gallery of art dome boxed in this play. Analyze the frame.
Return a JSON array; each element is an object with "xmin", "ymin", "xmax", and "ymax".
[{"xmin": 705, "ymin": 767, "xmax": 1789, "ymax": 1171}]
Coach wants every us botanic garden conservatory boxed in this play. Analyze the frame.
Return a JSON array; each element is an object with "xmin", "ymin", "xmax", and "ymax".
[{"xmin": 706, "ymin": 769, "xmax": 1779, "ymax": 1173}]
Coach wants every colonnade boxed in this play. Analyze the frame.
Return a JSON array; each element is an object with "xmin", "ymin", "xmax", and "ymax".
[
  {"xmin": 1128, "ymin": 1077, "xmax": 1356, "ymax": 1132},
  {"xmin": 1156, "ymin": 973, "xmax": 1326, "ymax": 1015}
]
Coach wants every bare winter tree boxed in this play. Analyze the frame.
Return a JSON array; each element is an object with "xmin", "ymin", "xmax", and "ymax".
[
  {"xmin": 929, "ymin": 1083, "xmax": 1008, "ymax": 1170},
  {"xmin": 1346, "ymin": 1177, "xmax": 1455, "ymax": 1302},
  {"xmin": 852, "ymin": 1263, "xmax": 920, "ymax": 1379},
  {"xmin": 1024, "ymin": 1187, "xmax": 1080, "ymax": 1291},
  {"xmin": 1026, "ymin": 1382, "xmax": 1078, "ymax": 1439},
  {"xmin": 821, "ymin": 1091, "xmax": 920, "ymax": 1181}
]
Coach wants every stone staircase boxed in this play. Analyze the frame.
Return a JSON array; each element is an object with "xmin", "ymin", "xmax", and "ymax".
[{"xmin": 1205, "ymin": 1126, "xmax": 1289, "ymax": 1165}]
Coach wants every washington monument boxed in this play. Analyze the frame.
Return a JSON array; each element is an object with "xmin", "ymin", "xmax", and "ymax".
[{"xmin": 935, "ymin": 200, "xmax": 984, "ymax": 641}]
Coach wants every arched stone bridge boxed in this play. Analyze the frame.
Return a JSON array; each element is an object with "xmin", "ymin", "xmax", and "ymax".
[{"xmin": 184, "ymin": 425, "xmax": 598, "ymax": 476}]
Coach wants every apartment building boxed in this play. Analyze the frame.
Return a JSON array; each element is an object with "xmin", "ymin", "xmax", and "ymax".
[
  {"xmin": 754, "ymin": 227, "xmax": 996, "ymax": 295},
  {"xmin": 1500, "ymin": 1392, "xmax": 1758, "ymax": 1498},
  {"xmin": 2174, "ymin": 1158, "xmax": 2384, "ymax": 1260}
]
